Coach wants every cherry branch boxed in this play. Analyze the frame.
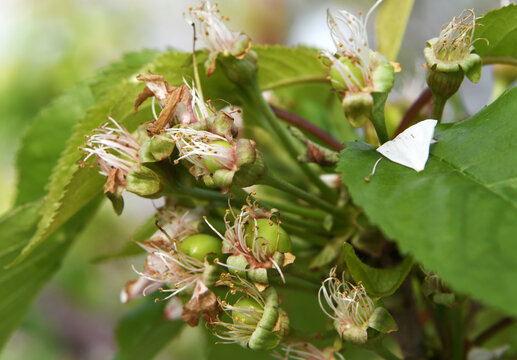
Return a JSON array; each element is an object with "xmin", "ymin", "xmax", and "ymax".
[
  {"xmin": 473, "ymin": 316, "xmax": 515, "ymax": 346},
  {"xmin": 393, "ymin": 88, "xmax": 433, "ymax": 137},
  {"xmin": 270, "ymin": 105, "xmax": 345, "ymax": 151}
]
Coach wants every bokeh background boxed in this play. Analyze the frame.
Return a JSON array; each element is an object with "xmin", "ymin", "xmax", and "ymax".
[{"xmin": 0, "ymin": 0, "xmax": 505, "ymax": 358}]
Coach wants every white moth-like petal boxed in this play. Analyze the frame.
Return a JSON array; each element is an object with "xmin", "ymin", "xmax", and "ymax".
[{"xmin": 376, "ymin": 119, "xmax": 438, "ymax": 172}]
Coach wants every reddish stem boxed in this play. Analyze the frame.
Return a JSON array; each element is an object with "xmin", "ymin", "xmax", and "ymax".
[
  {"xmin": 393, "ymin": 88, "xmax": 433, "ymax": 137},
  {"xmin": 270, "ymin": 105, "xmax": 345, "ymax": 151},
  {"xmin": 473, "ymin": 317, "xmax": 515, "ymax": 346}
]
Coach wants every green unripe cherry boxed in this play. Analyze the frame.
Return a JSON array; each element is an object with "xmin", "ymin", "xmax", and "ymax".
[
  {"xmin": 244, "ymin": 218, "xmax": 292, "ymax": 255},
  {"xmin": 204, "ymin": 140, "xmax": 232, "ymax": 173},
  {"xmin": 179, "ymin": 234, "xmax": 223, "ymax": 261},
  {"xmin": 232, "ymin": 297, "xmax": 263, "ymax": 326}
]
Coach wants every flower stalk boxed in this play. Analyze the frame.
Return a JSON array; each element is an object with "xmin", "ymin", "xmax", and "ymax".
[
  {"xmin": 240, "ymin": 80, "xmax": 337, "ymax": 201},
  {"xmin": 259, "ymin": 173, "xmax": 343, "ymax": 218}
]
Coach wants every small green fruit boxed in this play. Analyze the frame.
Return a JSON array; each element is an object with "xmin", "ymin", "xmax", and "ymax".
[
  {"xmin": 204, "ymin": 140, "xmax": 232, "ymax": 173},
  {"xmin": 232, "ymin": 297, "xmax": 263, "ymax": 326},
  {"xmin": 244, "ymin": 218, "xmax": 292, "ymax": 255},
  {"xmin": 179, "ymin": 234, "xmax": 223, "ymax": 261}
]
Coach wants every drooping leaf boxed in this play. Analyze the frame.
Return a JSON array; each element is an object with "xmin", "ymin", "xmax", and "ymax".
[
  {"xmin": 0, "ymin": 198, "xmax": 100, "ymax": 350},
  {"xmin": 343, "ymin": 243, "xmax": 413, "ymax": 298},
  {"xmin": 474, "ymin": 5, "xmax": 517, "ymax": 61},
  {"xmin": 115, "ymin": 296, "xmax": 183, "ymax": 360},
  {"xmin": 338, "ymin": 88, "xmax": 517, "ymax": 315},
  {"xmin": 376, "ymin": 0, "xmax": 415, "ymax": 61}
]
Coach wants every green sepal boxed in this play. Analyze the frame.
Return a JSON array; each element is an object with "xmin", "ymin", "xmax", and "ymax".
[
  {"xmin": 106, "ymin": 191, "xmax": 124, "ymax": 216},
  {"xmin": 463, "ymin": 53, "xmax": 482, "ymax": 83},
  {"xmin": 233, "ymin": 151, "xmax": 266, "ymax": 188},
  {"xmin": 247, "ymin": 287, "xmax": 287, "ymax": 350},
  {"xmin": 210, "ymin": 112, "xmax": 235, "ymax": 138},
  {"xmin": 139, "ymin": 136, "xmax": 175, "ymax": 163},
  {"xmin": 235, "ymin": 139, "xmax": 257, "ymax": 167},
  {"xmin": 125, "ymin": 165, "xmax": 162, "ymax": 197},
  {"xmin": 367, "ymin": 307, "xmax": 398, "ymax": 334},
  {"xmin": 328, "ymin": 57, "xmax": 365, "ymax": 92},
  {"xmin": 218, "ymin": 50, "xmax": 258, "ymax": 86},
  {"xmin": 433, "ymin": 293, "xmax": 456, "ymax": 306},
  {"xmin": 248, "ymin": 327, "xmax": 280, "ymax": 351},
  {"xmin": 334, "ymin": 320, "xmax": 368, "ymax": 344},
  {"xmin": 212, "ymin": 169, "xmax": 235, "ymax": 191},
  {"xmin": 371, "ymin": 63, "xmax": 395, "ymax": 93},
  {"xmin": 203, "ymin": 174, "xmax": 216, "ymax": 188},
  {"xmin": 343, "ymin": 243, "xmax": 413, "ymax": 298},
  {"xmin": 203, "ymin": 262, "xmax": 221, "ymax": 288},
  {"xmin": 257, "ymin": 287, "xmax": 279, "ymax": 331},
  {"xmin": 231, "ymin": 34, "xmax": 252, "ymax": 58},
  {"xmin": 334, "ymin": 306, "xmax": 396, "ymax": 345},
  {"xmin": 271, "ymin": 252, "xmax": 285, "ymax": 267},
  {"xmin": 249, "ymin": 268, "xmax": 269, "ymax": 286},
  {"xmin": 226, "ymin": 254, "xmax": 248, "ymax": 278}
]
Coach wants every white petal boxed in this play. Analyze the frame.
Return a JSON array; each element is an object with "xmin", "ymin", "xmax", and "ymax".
[{"xmin": 376, "ymin": 119, "xmax": 438, "ymax": 172}]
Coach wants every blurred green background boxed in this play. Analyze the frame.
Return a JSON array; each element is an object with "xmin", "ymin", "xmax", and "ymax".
[{"xmin": 0, "ymin": 0, "xmax": 502, "ymax": 359}]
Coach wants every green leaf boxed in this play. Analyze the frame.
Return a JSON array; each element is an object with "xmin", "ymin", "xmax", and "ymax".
[
  {"xmin": 376, "ymin": 0, "xmax": 415, "ymax": 61},
  {"xmin": 115, "ymin": 296, "xmax": 183, "ymax": 360},
  {"xmin": 147, "ymin": 50, "xmax": 237, "ymax": 103},
  {"xmin": 474, "ymin": 5, "xmax": 517, "ymax": 61},
  {"xmin": 0, "ymin": 198, "xmax": 100, "ymax": 350},
  {"xmin": 15, "ymin": 51, "xmax": 160, "ymax": 207},
  {"xmin": 338, "ymin": 88, "xmax": 517, "ymax": 315},
  {"xmin": 253, "ymin": 45, "xmax": 327, "ymax": 90},
  {"xmin": 343, "ymin": 243, "xmax": 413, "ymax": 298},
  {"xmin": 10, "ymin": 52, "xmax": 162, "ymax": 266},
  {"xmin": 0, "ymin": 202, "xmax": 41, "ymax": 349},
  {"xmin": 152, "ymin": 45, "xmax": 327, "ymax": 103},
  {"xmin": 15, "ymin": 84, "xmax": 95, "ymax": 205},
  {"xmin": 90, "ymin": 50, "xmax": 160, "ymax": 99}
]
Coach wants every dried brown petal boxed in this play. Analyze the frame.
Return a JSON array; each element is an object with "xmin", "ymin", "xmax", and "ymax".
[
  {"xmin": 146, "ymin": 84, "xmax": 191, "ymax": 135},
  {"xmin": 120, "ymin": 277, "xmax": 161, "ymax": 303},
  {"xmin": 103, "ymin": 168, "xmax": 126, "ymax": 194},
  {"xmin": 136, "ymin": 73, "xmax": 169, "ymax": 103},
  {"xmin": 181, "ymin": 281, "xmax": 219, "ymax": 327},
  {"xmin": 282, "ymin": 252, "xmax": 296, "ymax": 267},
  {"xmin": 134, "ymin": 86, "xmax": 155, "ymax": 114}
]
